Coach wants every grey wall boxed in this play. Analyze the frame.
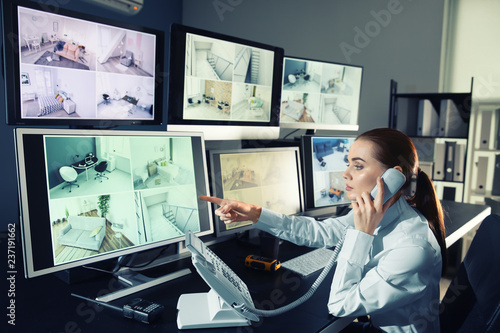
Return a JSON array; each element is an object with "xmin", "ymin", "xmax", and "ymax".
[
  {"xmin": 182, "ymin": 0, "xmax": 445, "ymax": 136},
  {"xmin": 0, "ymin": 0, "xmax": 182, "ymax": 232}
]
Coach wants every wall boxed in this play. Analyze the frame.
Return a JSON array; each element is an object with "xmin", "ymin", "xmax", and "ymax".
[
  {"xmin": 182, "ymin": 0, "xmax": 446, "ymax": 138},
  {"xmin": 0, "ymin": 0, "xmax": 182, "ymax": 232},
  {"xmin": 442, "ymin": 0, "xmax": 500, "ymax": 101}
]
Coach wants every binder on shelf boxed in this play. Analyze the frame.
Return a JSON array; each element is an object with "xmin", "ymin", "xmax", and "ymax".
[
  {"xmin": 492, "ymin": 154, "xmax": 500, "ymax": 196},
  {"xmin": 475, "ymin": 156, "xmax": 488, "ymax": 194},
  {"xmin": 417, "ymin": 99, "xmax": 439, "ymax": 136},
  {"xmin": 433, "ymin": 142, "xmax": 446, "ymax": 180},
  {"xmin": 495, "ymin": 108, "xmax": 500, "ymax": 150},
  {"xmin": 479, "ymin": 110, "xmax": 493, "ymax": 150},
  {"xmin": 439, "ymin": 99, "xmax": 468, "ymax": 138},
  {"xmin": 444, "ymin": 141, "xmax": 456, "ymax": 181},
  {"xmin": 453, "ymin": 142, "xmax": 465, "ymax": 182}
]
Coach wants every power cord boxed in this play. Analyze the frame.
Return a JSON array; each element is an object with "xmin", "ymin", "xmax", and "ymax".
[{"xmin": 237, "ymin": 227, "xmax": 348, "ymax": 317}]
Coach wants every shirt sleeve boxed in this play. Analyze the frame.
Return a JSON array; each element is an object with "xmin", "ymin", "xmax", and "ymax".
[
  {"xmin": 327, "ymin": 233, "xmax": 435, "ymax": 317},
  {"xmin": 254, "ymin": 208, "xmax": 352, "ymax": 248}
]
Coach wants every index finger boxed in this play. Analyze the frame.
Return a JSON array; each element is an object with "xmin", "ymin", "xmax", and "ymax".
[
  {"xmin": 374, "ymin": 176, "xmax": 385, "ymax": 207},
  {"xmin": 199, "ymin": 195, "xmax": 224, "ymax": 206}
]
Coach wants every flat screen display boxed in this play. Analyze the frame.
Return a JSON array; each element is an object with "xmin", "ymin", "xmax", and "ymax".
[
  {"xmin": 280, "ymin": 56, "xmax": 362, "ymax": 131},
  {"xmin": 15, "ymin": 128, "xmax": 213, "ymax": 278},
  {"xmin": 168, "ymin": 24, "xmax": 284, "ymax": 140},
  {"xmin": 209, "ymin": 147, "xmax": 303, "ymax": 236},
  {"xmin": 301, "ymin": 135, "xmax": 356, "ymax": 211},
  {"xmin": 3, "ymin": 0, "xmax": 164, "ymax": 126}
]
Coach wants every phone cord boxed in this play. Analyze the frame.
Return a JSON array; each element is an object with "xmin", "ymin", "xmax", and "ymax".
[{"xmin": 236, "ymin": 226, "xmax": 349, "ymax": 317}]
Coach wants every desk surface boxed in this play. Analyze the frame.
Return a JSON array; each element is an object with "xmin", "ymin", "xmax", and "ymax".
[
  {"xmin": 12, "ymin": 239, "xmax": 336, "ymax": 332},
  {"xmin": 9, "ymin": 201, "xmax": 491, "ymax": 332}
]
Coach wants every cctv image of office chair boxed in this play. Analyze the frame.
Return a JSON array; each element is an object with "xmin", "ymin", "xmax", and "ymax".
[
  {"xmin": 102, "ymin": 94, "xmax": 110, "ymax": 104},
  {"xmin": 439, "ymin": 214, "xmax": 500, "ymax": 332},
  {"xmin": 60, "ymin": 166, "xmax": 79, "ymax": 192},
  {"xmin": 94, "ymin": 161, "xmax": 109, "ymax": 182}
]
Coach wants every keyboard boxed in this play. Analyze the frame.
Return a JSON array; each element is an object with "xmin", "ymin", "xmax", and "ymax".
[{"xmin": 281, "ymin": 247, "xmax": 335, "ymax": 277}]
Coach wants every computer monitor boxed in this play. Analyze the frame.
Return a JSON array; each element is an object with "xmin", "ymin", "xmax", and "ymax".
[
  {"xmin": 209, "ymin": 147, "xmax": 304, "ymax": 237},
  {"xmin": 3, "ymin": 0, "xmax": 164, "ymax": 127},
  {"xmin": 301, "ymin": 135, "xmax": 355, "ymax": 215},
  {"xmin": 280, "ymin": 56, "xmax": 362, "ymax": 132},
  {"xmin": 167, "ymin": 23, "xmax": 284, "ymax": 140},
  {"xmin": 15, "ymin": 128, "xmax": 213, "ymax": 296}
]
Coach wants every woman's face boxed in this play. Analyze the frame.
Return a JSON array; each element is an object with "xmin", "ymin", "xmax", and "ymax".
[{"xmin": 343, "ymin": 139, "xmax": 387, "ymax": 201}]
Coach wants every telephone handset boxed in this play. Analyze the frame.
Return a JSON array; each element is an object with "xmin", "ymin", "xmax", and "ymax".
[{"xmin": 370, "ymin": 168, "xmax": 406, "ymax": 204}]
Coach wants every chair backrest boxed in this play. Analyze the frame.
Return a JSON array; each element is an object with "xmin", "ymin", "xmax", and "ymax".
[
  {"xmin": 440, "ymin": 213, "xmax": 500, "ymax": 332},
  {"xmin": 95, "ymin": 161, "xmax": 108, "ymax": 173},
  {"xmin": 59, "ymin": 166, "xmax": 77, "ymax": 182}
]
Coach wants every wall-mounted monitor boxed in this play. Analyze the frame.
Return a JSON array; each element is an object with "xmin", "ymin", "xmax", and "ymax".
[
  {"xmin": 15, "ymin": 128, "xmax": 213, "ymax": 286},
  {"xmin": 168, "ymin": 24, "xmax": 284, "ymax": 140},
  {"xmin": 301, "ymin": 135, "xmax": 355, "ymax": 215},
  {"xmin": 209, "ymin": 147, "xmax": 303, "ymax": 237},
  {"xmin": 2, "ymin": 0, "xmax": 164, "ymax": 127},
  {"xmin": 280, "ymin": 56, "xmax": 362, "ymax": 132}
]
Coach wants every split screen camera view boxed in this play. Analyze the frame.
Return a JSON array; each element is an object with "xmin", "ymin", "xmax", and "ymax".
[
  {"xmin": 45, "ymin": 135, "xmax": 201, "ymax": 265},
  {"xmin": 182, "ymin": 33, "xmax": 275, "ymax": 122},
  {"xmin": 18, "ymin": 5, "xmax": 157, "ymax": 120}
]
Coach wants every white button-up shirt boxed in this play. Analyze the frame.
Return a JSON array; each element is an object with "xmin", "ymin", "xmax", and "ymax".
[{"xmin": 255, "ymin": 197, "xmax": 442, "ymax": 332}]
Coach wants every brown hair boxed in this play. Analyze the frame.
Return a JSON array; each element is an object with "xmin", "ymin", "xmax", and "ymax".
[{"xmin": 356, "ymin": 128, "xmax": 447, "ymax": 273}]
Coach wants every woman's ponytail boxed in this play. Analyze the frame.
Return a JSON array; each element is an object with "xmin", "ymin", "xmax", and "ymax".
[{"xmin": 408, "ymin": 168, "xmax": 447, "ymax": 274}]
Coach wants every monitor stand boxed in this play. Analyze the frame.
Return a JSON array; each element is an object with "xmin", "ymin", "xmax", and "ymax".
[
  {"xmin": 96, "ymin": 266, "xmax": 191, "ymax": 302},
  {"xmin": 236, "ymin": 229, "xmax": 280, "ymax": 259}
]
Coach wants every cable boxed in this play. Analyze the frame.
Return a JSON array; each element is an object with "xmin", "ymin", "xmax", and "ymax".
[{"xmin": 237, "ymin": 227, "xmax": 348, "ymax": 317}]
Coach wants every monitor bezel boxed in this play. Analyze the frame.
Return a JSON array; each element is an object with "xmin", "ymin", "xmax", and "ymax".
[
  {"xmin": 167, "ymin": 23, "xmax": 284, "ymax": 140},
  {"xmin": 3, "ymin": 0, "xmax": 165, "ymax": 127},
  {"xmin": 209, "ymin": 146, "xmax": 304, "ymax": 237},
  {"xmin": 279, "ymin": 55, "xmax": 363, "ymax": 132},
  {"xmin": 15, "ymin": 127, "xmax": 213, "ymax": 278}
]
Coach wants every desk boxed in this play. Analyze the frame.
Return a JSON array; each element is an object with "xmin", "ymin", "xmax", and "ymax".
[
  {"xmin": 73, "ymin": 157, "xmax": 98, "ymax": 181},
  {"xmin": 13, "ymin": 238, "xmax": 338, "ymax": 332},
  {"xmin": 441, "ymin": 200, "xmax": 491, "ymax": 248},
  {"xmin": 10, "ymin": 201, "xmax": 490, "ymax": 332}
]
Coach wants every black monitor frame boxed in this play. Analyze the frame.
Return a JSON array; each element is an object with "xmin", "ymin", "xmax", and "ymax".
[
  {"xmin": 2, "ymin": 0, "xmax": 165, "ymax": 127},
  {"xmin": 301, "ymin": 134, "xmax": 355, "ymax": 215},
  {"xmin": 209, "ymin": 147, "xmax": 304, "ymax": 237},
  {"xmin": 280, "ymin": 55, "xmax": 363, "ymax": 132},
  {"xmin": 167, "ymin": 23, "xmax": 284, "ymax": 140},
  {"xmin": 15, "ymin": 127, "xmax": 213, "ymax": 280}
]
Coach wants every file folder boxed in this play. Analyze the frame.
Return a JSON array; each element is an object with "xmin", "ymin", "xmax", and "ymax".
[
  {"xmin": 476, "ymin": 156, "xmax": 488, "ymax": 194},
  {"xmin": 479, "ymin": 110, "xmax": 493, "ymax": 150},
  {"xmin": 439, "ymin": 99, "xmax": 468, "ymax": 138},
  {"xmin": 445, "ymin": 141, "xmax": 456, "ymax": 181},
  {"xmin": 453, "ymin": 143, "xmax": 465, "ymax": 182},
  {"xmin": 492, "ymin": 154, "xmax": 500, "ymax": 196},
  {"xmin": 433, "ymin": 142, "xmax": 446, "ymax": 180},
  {"xmin": 417, "ymin": 99, "xmax": 439, "ymax": 136}
]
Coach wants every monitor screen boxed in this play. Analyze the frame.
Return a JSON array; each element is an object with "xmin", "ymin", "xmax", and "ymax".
[
  {"xmin": 15, "ymin": 128, "xmax": 213, "ymax": 278},
  {"xmin": 3, "ymin": 0, "xmax": 164, "ymax": 127},
  {"xmin": 168, "ymin": 23, "xmax": 284, "ymax": 140},
  {"xmin": 301, "ymin": 135, "xmax": 355, "ymax": 212},
  {"xmin": 280, "ymin": 56, "xmax": 362, "ymax": 132},
  {"xmin": 209, "ymin": 147, "xmax": 303, "ymax": 236}
]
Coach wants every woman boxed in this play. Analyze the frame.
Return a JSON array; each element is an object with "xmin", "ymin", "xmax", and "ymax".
[{"xmin": 201, "ymin": 128, "xmax": 446, "ymax": 332}]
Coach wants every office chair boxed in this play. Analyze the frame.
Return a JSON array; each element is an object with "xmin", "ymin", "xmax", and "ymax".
[
  {"xmin": 94, "ymin": 161, "xmax": 109, "ymax": 182},
  {"xmin": 440, "ymin": 213, "xmax": 500, "ymax": 332},
  {"xmin": 60, "ymin": 166, "xmax": 79, "ymax": 192},
  {"xmin": 102, "ymin": 94, "xmax": 110, "ymax": 104}
]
